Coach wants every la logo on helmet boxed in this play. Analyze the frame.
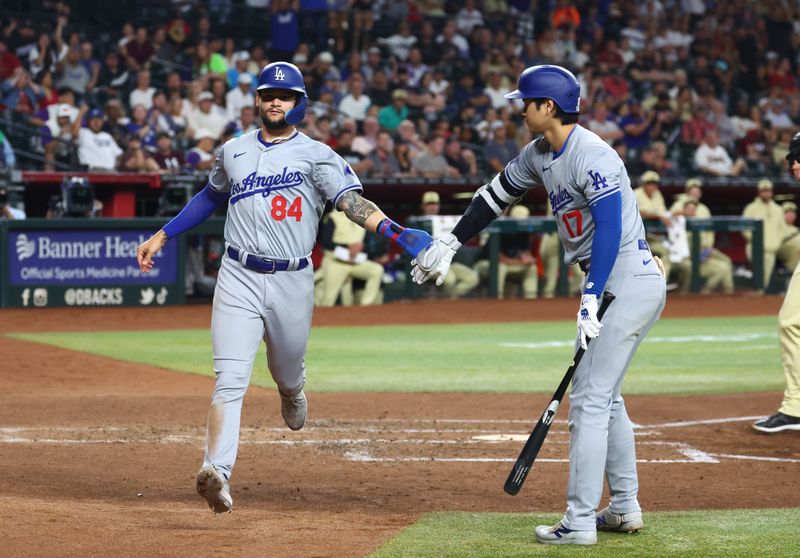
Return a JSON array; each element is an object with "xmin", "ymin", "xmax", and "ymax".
[{"xmin": 274, "ymin": 68, "xmax": 285, "ymax": 81}]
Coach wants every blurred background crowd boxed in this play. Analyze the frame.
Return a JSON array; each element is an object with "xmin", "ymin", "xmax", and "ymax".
[
  {"xmin": 0, "ymin": 0, "xmax": 797, "ymax": 180},
  {"xmin": 0, "ymin": 0, "xmax": 798, "ymax": 304}
]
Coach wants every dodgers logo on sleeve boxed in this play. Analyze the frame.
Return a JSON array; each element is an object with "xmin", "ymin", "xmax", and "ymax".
[{"xmin": 588, "ymin": 170, "xmax": 609, "ymax": 191}]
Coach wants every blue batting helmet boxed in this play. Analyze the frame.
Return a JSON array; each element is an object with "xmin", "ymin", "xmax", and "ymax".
[
  {"xmin": 504, "ymin": 65, "xmax": 581, "ymax": 114},
  {"xmin": 256, "ymin": 61, "xmax": 308, "ymax": 125}
]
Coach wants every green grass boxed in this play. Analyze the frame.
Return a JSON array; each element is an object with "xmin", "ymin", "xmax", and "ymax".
[
  {"xmin": 5, "ymin": 315, "xmax": 782, "ymax": 395},
  {"xmin": 371, "ymin": 509, "xmax": 800, "ymax": 557}
]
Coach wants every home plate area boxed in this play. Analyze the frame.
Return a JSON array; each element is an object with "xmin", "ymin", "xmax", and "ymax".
[{"xmin": 2, "ymin": 415, "xmax": 797, "ymax": 466}]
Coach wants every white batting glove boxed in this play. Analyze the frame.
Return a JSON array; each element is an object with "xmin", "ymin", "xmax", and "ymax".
[
  {"xmin": 410, "ymin": 233, "xmax": 462, "ymax": 286},
  {"xmin": 577, "ymin": 294, "xmax": 602, "ymax": 350}
]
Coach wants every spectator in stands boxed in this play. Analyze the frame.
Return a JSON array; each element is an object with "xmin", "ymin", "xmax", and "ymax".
[
  {"xmin": 0, "ymin": 129, "xmax": 16, "ymax": 168},
  {"xmin": 226, "ymin": 51, "xmax": 253, "ymax": 90},
  {"xmin": 443, "ymin": 137, "xmax": 478, "ymax": 177},
  {"xmin": 126, "ymin": 103, "xmax": 158, "ymax": 148},
  {"xmin": 333, "ymin": 129, "xmax": 370, "ymax": 175},
  {"xmin": 118, "ymin": 135, "xmax": 159, "ymax": 173},
  {"xmin": 0, "ymin": 40, "xmax": 21, "ymax": 81},
  {"xmin": 270, "ymin": 0, "xmax": 300, "ymax": 62},
  {"xmin": 0, "ymin": 185, "xmax": 25, "ymax": 220},
  {"xmin": 95, "ymin": 51, "xmax": 129, "ymax": 104},
  {"xmin": 41, "ymin": 103, "xmax": 77, "ymax": 170},
  {"xmin": 364, "ymin": 130, "xmax": 401, "ymax": 178},
  {"xmin": 36, "ymin": 70, "xmax": 59, "ymax": 110},
  {"xmin": 484, "ymin": 125, "xmax": 518, "ymax": 174},
  {"xmin": 694, "ymin": 129, "xmax": 746, "ymax": 177},
  {"xmin": 234, "ymin": 105, "xmax": 258, "ymax": 136},
  {"xmin": 185, "ymin": 128, "xmax": 216, "ymax": 171},
  {"xmin": 79, "ymin": 41, "xmax": 101, "ymax": 88},
  {"xmin": 194, "ymin": 41, "xmax": 227, "ymax": 80},
  {"xmin": 352, "ymin": 116, "xmax": 379, "ymax": 156},
  {"xmin": 28, "ymin": 24, "xmax": 66, "ymax": 79},
  {"xmin": 377, "ymin": 89, "xmax": 409, "ymax": 132},
  {"xmin": 1, "ymin": 68, "xmax": 44, "ymax": 116},
  {"xmin": 394, "ymin": 119, "xmax": 426, "ymax": 172},
  {"xmin": 338, "ymin": 73, "xmax": 371, "ymax": 122},
  {"xmin": 101, "ymin": 99, "xmax": 129, "ymax": 147},
  {"xmin": 152, "ymin": 131, "xmax": 184, "ymax": 173},
  {"xmin": 483, "ymin": 70, "xmax": 510, "ymax": 110},
  {"xmin": 225, "ymin": 72, "xmax": 254, "ymax": 122},
  {"xmin": 587, "ymin": 100, "xmax": 623, "ymax": 145},
  {"xmin": 75, "ymin": 107, "xmax": 123, "ymax": 171},
  {"xmin": 187, "ymin": 91, "xmax": 228, "ymax": 140},
  {"xmin": 743, "ymin": 179, "xmax": 787, "ymax": 291},
  {"xmin": 377, "ymin": 20, "xmax": 416, "ymax": 61},
  {"xmin": 619, "ymin": 98, "xmax": 656, "ymax": 160},
  {"xmin": 55, "ymin": 47, "xmax": 92, "ymax": 99},
  {"xmin": 412, "ymin": 135, "xmax": 454, "ymax": 179},
  {"xmin": 125, "ymin": 26, "xmax": 155, "ymax": 72},
  {"xmin": 129, "ymin": 69, "xmax": 156, "ymax": 110}
]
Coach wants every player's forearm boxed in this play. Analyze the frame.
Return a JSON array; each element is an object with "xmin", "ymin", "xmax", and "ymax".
[
  {"xmin": 336, "ymin": 190, "xmax": 385, "ymax": 230},
  {"xmin": 162, "ymin": 184, "xmax": 229, "ymax": 239},
  {"xmin": 585, "ymin": 192, "xmax": 622, "ymax": 297}
]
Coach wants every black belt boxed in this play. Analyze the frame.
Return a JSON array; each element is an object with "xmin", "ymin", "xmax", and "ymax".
[
  {"xmin": 226, "ymin": 246, "xmax": 310, "ymax": 274},
  {"xmin": 579, "ymin": 259, "xmax": 590, "ymax": 273}
]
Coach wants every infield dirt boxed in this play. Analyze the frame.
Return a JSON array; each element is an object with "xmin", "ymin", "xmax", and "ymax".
[{"xmin": 1, "ymin": 295, "xmax": 798, "ymax": 558}]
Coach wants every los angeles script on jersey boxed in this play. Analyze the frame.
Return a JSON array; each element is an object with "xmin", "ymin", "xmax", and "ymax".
[
  {"xmin": 230, "ymin": 168, "xmax": 304, "ymax": 205},
  {"xmin": 549, "ymin": 184, "xmax": 574, "ymax": 216}
]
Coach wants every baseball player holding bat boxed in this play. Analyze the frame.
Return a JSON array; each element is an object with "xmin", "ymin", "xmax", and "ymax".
[
  {"xmin": 136, "ymin": 62, "xmax": 433, "ymax": 514},
  {"xmin": 412, "ymin": 65, "xmax": 667, "ymax": 545},
  {"xmin": 754, "ymin": 131, "xmax": 800, "ymax": 433}
]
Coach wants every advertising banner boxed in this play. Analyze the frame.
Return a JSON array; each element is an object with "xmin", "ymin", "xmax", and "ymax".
[{"xmin": 7, "ymin": 230, "xmax": 177, "ymax": 286}]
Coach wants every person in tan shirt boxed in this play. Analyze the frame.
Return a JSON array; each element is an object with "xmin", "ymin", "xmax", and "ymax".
[
  {"xmin": 318, "ymin": 210, "xmax": 384, "ymax": 307},
  {"xmin": 634, "ymin": 170, "xmax": 673, "ymax": 280},
  {"xmin": 743, "ymin": 179, "xmax": 787, "ymax": 290},
  {"xmin": 669, "ymin": 178, "xmax": 733, "ymax": 294},
  {"xmin": 777, "ymin": 201, "xmax": 800, "ymax": 274},
  {"xmin": 754, "ymin": 133, "xmax": 800, "ymax": 433}
]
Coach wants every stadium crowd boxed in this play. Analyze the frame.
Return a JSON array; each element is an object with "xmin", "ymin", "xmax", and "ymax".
[
  {"xmin": 0, "ymin": 0, "xmax": 797, "ymax": 180},
  {"xmin": 0, "ymin": 0, "xmax": 799, "ymax": 302}
]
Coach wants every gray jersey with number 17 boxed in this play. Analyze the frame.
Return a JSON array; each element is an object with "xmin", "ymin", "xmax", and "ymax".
[
  {"xmin": 494, "ymin": 125, "xmax": 645, "ymax": 264},
  {"xmin": 207, "ymin": 129, "xmax": 363, "ymax": 259}
]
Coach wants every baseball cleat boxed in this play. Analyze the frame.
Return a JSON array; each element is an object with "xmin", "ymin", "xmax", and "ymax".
[
  {"xmin": 753, "ymin": 412, "xmax": 800, "ymax": 433},
  {"xmin": 534, "ymin": 522, "xmax": 597, "ymax": 545},
  {"xmin": 196, "ymin": 466, "xmax": 232, "ymax": 514},
  {"xmin": 280, "ymin": 389, "xmax": 307, "ymax": 431},
  {"xmin": 596, "ymin": 507, "xmax": 644, "ymax": 532}
]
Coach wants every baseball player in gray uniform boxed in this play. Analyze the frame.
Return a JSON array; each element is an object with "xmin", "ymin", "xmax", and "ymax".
[
  {"xmin": 411, "ymin": 65, "xmax": 667, "ymax": 545},
  {"xmin": 136, "ymin": 62, "xmax": 433, "ymax": 514}
]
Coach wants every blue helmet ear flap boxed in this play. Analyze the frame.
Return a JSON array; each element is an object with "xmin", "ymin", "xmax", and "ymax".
[{"xmin": 285, "ymin": 94, "xmax": 307, "ymax": 126}]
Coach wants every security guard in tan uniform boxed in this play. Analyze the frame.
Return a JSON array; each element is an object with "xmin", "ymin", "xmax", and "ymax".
[
  {"xmin": 634, "ymin": 170, "xmax": 673, "ymax": 280},
  {"xmin": 669, "ymin": 178, "xmax": 734, "ymax": 294},
  {"xmin": 319, "ymin": 210, "xmax": 384, "ymax": 306},
  {"xmin": 420, "ymin": 191, "xmax": 479, "ymax": 298},
  {"xmin": 755, "ymin": 132, "xmax": 800, "ymax": 432},
  {"xmin": 743, "ymin": 179, "xmax": 786, "ymax": 291},
  {"xmin": 539, "ymin": 202, "xmax": 584, "ymax": 298},
  {"xmin": 777, "ymin": 201, "xmax": 800, "ymax": 274}
]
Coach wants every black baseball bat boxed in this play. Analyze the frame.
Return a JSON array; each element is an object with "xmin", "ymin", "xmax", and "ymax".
[{"xmin": 503, "ymin": 291, "xmax": 616, "ymax": 496}]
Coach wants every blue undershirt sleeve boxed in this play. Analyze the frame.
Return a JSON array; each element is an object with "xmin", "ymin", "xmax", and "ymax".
[
  {"xmin": 585, "ymin": 190, "xmax": 622, "ymax": 297},
  {"xmin": 162, "ymin": 184, "xmax": 229, "ymax": 239}
]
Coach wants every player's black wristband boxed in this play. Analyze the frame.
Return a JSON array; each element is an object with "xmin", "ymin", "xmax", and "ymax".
[{"xmin": 451, "ymin": 195, "xmax": 503, "ymax": 244}]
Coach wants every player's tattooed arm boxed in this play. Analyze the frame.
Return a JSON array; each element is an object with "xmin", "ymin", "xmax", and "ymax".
[{"xmin": 337, "ymin": 190, "xmax": 385, "ymax": 230}]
